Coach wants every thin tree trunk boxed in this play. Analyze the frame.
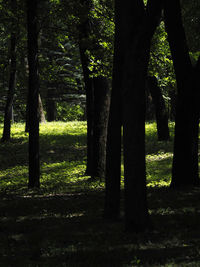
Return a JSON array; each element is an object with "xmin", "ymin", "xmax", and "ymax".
[
  {"xmin": 1, "ymin": 0, "xmax": 17, "ymax": 142},
  {"xmin": 78, "ymin": 0, "xmax": 94, "ymax": 176},
  {"xmin": 104, "ymin": 0, "xmax": 122, "ymax": 221},
  {"xmin": 164, "ymin": 0, "xmax": 199, "ymax": 187},
  {"xmin": 27, "ymin": 0, "xmax": 40, "ymax": 188},
  {"xmin": 46, "ymin": 92, "xmax": 56, "ymax": 121},
  {"xmin": 38, "ymin": 94, "xmax": 46, "ymax": 123},
  {"xmin": 147, "ymin": 76, "xmax": 170, "ymax": 141},
  {"xmin": 92, "ymin": 76, "xmax": 110, "ymax": 180},
  {"xmin": 79, "ymin": 43, "xmax": 94, "ymax": 176}
]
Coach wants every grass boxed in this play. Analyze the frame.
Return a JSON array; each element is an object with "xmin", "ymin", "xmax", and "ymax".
[{"xmin": 0, "ymin": 121, "xmax": 200, "ymax": 266}]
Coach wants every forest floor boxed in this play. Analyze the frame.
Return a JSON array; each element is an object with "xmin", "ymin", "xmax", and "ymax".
[{"xmin": 0, "ymin": 121, "xmax": 200, "ymax": 266}]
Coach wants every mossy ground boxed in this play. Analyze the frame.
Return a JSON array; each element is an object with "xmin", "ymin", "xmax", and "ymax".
[{"xmin": 0, "ymin": 121, "xmax": 200, "ymax": 266}]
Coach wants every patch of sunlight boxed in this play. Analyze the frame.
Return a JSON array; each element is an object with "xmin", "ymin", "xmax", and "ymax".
[
  {"xmin": 147, "ymin": 180, "xmax": 170, "ymax": 187},
  {"xmin": 146, "ymin": 152, "xmax": 173, "ymax": 162},
  {"xmin": 39, "ymin": 121, "xmax": 87, "ymax": 136},
  {"xmin": 0, "ymin": 165, "xmax": 28, "ymax": 188}
]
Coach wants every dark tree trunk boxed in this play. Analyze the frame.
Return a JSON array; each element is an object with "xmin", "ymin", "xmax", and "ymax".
[
  {"xmin": 79, "ymin": 43, "xmax": 94, "ymax": 176},
  {"xmin": 25, "ymin": 94, "xmax": 46, "ymax": 132},
  {"xmin": 168, "ymin": 89, "xmax": 176, "ymax": 121},
  {"xmin": 46, "ymin": 89, "xmax": 56, "ymax": 121},
  {"xmin": 27, "ymin": 0, "xmax": 40, "ymax": 188},
  {"xmin": 104, "ymin": 0, "xmax": 122, "ymax": 221},
  {"xmin": 46, "ymin": 99, "xmax": 56, "ymax": 121},
  {"xmin": 78, "ymin": 0, "xmax": 111, "ymax": 179},
  {"xmin": 2, "ymin": 34, "xmax": 17, "ymax": 142},
  {"xmin": 1, "ymin": 0, "xmax": 17, "ymax": 142},
  {"xmin": 105, "ymin": 0, "xmax": 162, "ymax": 230},
  {"xmin": 147, "ymin": 76, "xmax": 170, "ymax": 141},
  {"xmin": 78, "ymin": 0, "xmax": 94, "ymax": 176},
  {"xmin": 123, "ymin": 0, "xmax": 163, "ymax": 232},
  {"xmin": 92, "ymin": 77, "xmax": 110, "ymax": 179},
  {"xmin": 164, "ymin": 0, "xmax": 199, "ymax": 188}
]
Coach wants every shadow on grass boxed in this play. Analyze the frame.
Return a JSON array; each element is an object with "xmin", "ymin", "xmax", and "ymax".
[
  {"xmin": 0, "ymin": 133, "xmax": 87, "ymax": 171},
  {"xmin": 1, "ymin": 186, "xmax": 200, "ymax": 266}
]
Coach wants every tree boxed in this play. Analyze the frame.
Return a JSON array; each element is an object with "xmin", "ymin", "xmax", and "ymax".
[
  {"xmin": 147, "ymin": 76, "xmax": 170, "ymax": 141},
  {"xmin": 1, "ymin": 0, "xmax": 17, "ymax": 142},
  {"xmin": 104, "ymin": 0, "xmax": 122, "ymax": 220},
  {"xmin": 27, "ymin": 0, "xmax": 40, "ymax": 188},
  {"xmin": 164, "ymin": 0, "xmax": 200, "ymax": 188},
  {"xmin": 105, "ymin": 0, "xmax": 163, "ymax": 231},
  {"xmin": 78, "ymin": 0, "xmax": 112, "ymax": 179},
  {"xmin": 78, "ymin": 0, "xmax": 95, "ymax": 176}
]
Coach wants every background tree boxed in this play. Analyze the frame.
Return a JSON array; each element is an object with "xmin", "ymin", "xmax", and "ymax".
[
  {"xmin": 147, "ymin": 75, "xmax": 170, "ymax": 141},
  {"xmin": 75, "ymin": 0, "xmax": 113, "ymax": 179},
  {"xmin": 1, "ymin": 0, "xmax": 17, "ymax": 142},
  {"xmin": 27, "ymin": 0, "xmax": 40, "ymax": 188}
]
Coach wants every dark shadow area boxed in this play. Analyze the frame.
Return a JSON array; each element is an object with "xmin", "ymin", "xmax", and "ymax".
[{"xmin": 1, "ymin": 186, "xmax": 200, "ymax": 266}]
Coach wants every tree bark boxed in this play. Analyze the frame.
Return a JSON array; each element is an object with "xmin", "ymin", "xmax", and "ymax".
[
  {"xmin": 124, "ymin": 0, "xmax": 163, "ymax": 231},
  {"xmin": 105, "ymin": 0, "xmax": 163, "ymax": 230},
  {"xmin": 122, "ymin": 0, "xmax": 149, "ymax": 231},
  {"xmin": 104, "ymin": 0, "xmax": 122, "ymax": 221},
  {"xmin": 27, "ymin": 0, "xmax": 40, "ymax": 188},
  {"xmin": 147, "ymin": 76, "xmax": 170, "ymax": 141},
  {"xmin": 78, "ymin": 0, "xmax": 94, "ymax": 176},
  {"xmin": 25, "ymin": 94, "xmax": 46, "ymax": 132},
  {"xmin": 38, "ymin": 94, "xmax": 46, "ymax": 123},
  {"xmin": 92, "ymin": 77, "xmax": 110, "ymax": 179},
  {"xmin": 164, "ymin": 0, "xmax": 199, "ymax": 188},
  {"xmin": 78, "ymin": 0, "xmax": 111, "ymax": 179},
  {"xmin": 46, "ymin": 89, "xmax": 56, "ymax": 121},
  {"xmin": 1, "ymin": 0, "xmax": 17, "ymax": 142},
  {"xmin": 78, "ymin": 43, "xmax": 94, "ymax": 176}
]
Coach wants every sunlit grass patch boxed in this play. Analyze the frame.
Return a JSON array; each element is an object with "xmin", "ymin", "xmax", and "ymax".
[
  {"xmin": 0, "ymin": 165, "xmax": 28, "ymax": 192},
  {"xmin": 146, "ymin": 151, "xmax": 172, "ymax": 187},
  {"xmin": 39, "ymin": 121, "xmax": 87, "ymax": 136},
  {"xmin": 40, "ymin": 161, "xmax": 87, "ymax": 192},
  {"xmin": 0, "ymin": 121, "xmax": 176, "ymax": 193}
]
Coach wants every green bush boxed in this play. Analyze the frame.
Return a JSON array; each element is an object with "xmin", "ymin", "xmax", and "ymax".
[{"xmin": 56, "ymin": 102, "xmax": 85, "ymax": 121}]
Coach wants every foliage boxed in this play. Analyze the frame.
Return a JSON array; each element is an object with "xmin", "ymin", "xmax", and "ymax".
[
  {"xmin": 149, "ymin": 22, "xmax": 176, "ymax": 98},
  {"xmin": 56, "ymin": 103, "xmax": 85, "ymax": 121},
  {"xmin": 181, "ymin": 0, "xmax": 200, "ymax": 53}
]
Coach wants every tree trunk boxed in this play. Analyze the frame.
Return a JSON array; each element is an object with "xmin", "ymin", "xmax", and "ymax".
[
  {"xmin": 78, "ymin": 43, "xmax": 94, "ymax": 176},
  {"xmin": 147, "ymin": 76, "xmax": 170, "ymax": 141},
  {"xmin": 46, "ymin": 89, "xmax": 56, "ymax": 121},
  {"xmin": 27, "ymin": 0, "xmax": 40, "ymax": 188},
  {"xmin": 104, "ymin": 0, "xmax": 122, "ymax": 221},
  {"xmin": 92, "ymin": 77, "xmax": 110, "ymax": 180},
  {"xmin": 38, "ymin": 94, "xmax": 46, "ymax": 123},
  {"xmin": 104, "ymin": 0, "xmax": 162, "ymax": 230},
  {"xmin": 25, "ymin": 93, "xmax": 46, "ymax": 132},
  {"xmin": 78, "ymin": 0, "xmax": 94, "ymax": 176},
  {"xmin": 1, "ymin": 0, "xmax": 17, "ymax": 142},
  {"xmin": 124, "ymin": 0, "xmax": 163, "ymax": 231},
  {"xmin": 164, "ymin": 0, "xmax": 199, "ymax": 187}
]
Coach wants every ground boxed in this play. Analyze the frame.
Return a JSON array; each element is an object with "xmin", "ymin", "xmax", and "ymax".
[{"xmin": 0, "ymin": 121, "xmax": 200, "ymax": 266}]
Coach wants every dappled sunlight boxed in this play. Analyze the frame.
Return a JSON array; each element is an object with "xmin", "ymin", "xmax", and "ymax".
[
  {"xmin": 0, "ymin": 165, "xmax": 28, "ymax": 191},
  {"xmin": 146, "ymin": 153, "xmax": 172, "ymax": 187},
  {"xmin": 39, "ymin": 121, "xmax": 87, "ymax": 136},
  {"xmin": 1, "ymin": 121, "xmax": 200, "ymax": 266}
]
